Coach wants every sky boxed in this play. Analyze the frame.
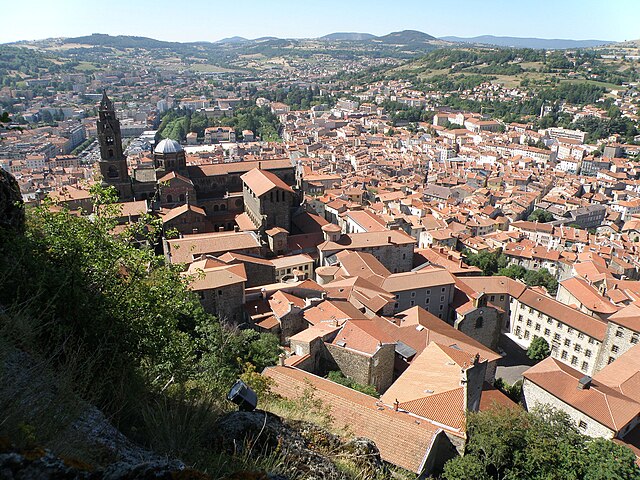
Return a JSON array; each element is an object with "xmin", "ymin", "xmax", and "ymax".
[{"xmin": 1, "ymin": 0, "xmax": 638, "ymax": 44}]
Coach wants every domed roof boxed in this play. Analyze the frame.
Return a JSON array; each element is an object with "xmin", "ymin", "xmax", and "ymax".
[{"xmin": 154, "ymin": 138, "xmax": 184, "ymax": 155}]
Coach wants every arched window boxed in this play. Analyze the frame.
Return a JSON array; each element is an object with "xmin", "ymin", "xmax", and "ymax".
[
  {"xmin": 220, "ymin": 204, "xmax": 226, "ymax": 211},
  {"xmin": 167, "ymin": 194, "xmax": 173, "ymax": 203},
  {"xmin": 213, "ymin": 205, "xmax": 219, "ymax": 212},
  {"xmin": 108, "ymin": 149, "xmax": 114, "ymax": 158},
  {"xmin": 475, "ymin": 317, "xmax": 484, "ymax": 329}
]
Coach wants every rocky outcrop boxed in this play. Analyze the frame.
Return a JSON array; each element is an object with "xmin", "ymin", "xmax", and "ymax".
[
  {"xmin": 212, "ymin": 411, "xmax": 386, "ymax": 480},
  {"xmin": 0, "ymin": 441, "xmax": 194, "ymax": 480},
  {"xmin": 0, "ymin": 168, "xmax": 24, "ymax": 232},
  {"xmin": 1, "ymin": 349, "xmax": 388, "ymax": 479}
]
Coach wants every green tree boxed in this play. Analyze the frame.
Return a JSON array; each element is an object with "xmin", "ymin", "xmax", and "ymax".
[
  {"xmin": 497, "ymin": 264, "xmax": 527, "ymax": 279},
  {"xmin": 442, "ymin": 406, "xmax": 639, "ymax": 480},
  {"xmin": 527, "ymin": 209, "xmax": 554, "ymax": 223},
  {"xmin": 527, "ymin": 336, "xmax": 551, "ymax": 362},
  {"xmin": 464, "ymin": 249, "xmax": 507, "ymax": 276},
  {"xmin": 523, "ymin": 268, "xmax": 558, "ymax": 295}
]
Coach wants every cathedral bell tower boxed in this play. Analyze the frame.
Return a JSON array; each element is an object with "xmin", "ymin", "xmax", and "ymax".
[{"xmin": 97, "ymin": 90, "xmax": 133, "ymax": 200}]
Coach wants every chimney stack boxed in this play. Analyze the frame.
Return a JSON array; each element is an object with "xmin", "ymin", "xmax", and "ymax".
[
  {"xmin": 577, "ymin": 376, "xmax": 592, "ymax": 390},
  {"xmin": 393, "ymin": 399, "xmax": 399, "ymax": 412}
]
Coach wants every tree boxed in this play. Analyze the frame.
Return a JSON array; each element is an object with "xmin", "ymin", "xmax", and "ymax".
[
  {"xmin": 497, "ymin": 264, "xmax": 527, "ymax": 279},
  {"xmin": 527, "ymin": 336, "xmax": 551, "ymax": 362},
  {"xmin": 527, "ymin": 209, "xmax": 554, "ymax": 223},
  {"xmin": 523, "ymin": 268, "xmax": 558, "ymax": 295},
  {"xmin": 464, "ymin": 249, "xmax": 507, "ymax": 276},
  {"xmin": 442, "ymin": 406, "xmax": 640, "ymax": 480}
]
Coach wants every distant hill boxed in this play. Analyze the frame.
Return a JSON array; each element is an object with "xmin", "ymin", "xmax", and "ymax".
[
  {"xmin": 254, "ymin": 36, "xmax": 280, "ymax": 42},
  {"xmin": 376, "ymin": 30, "xmax": 436, "ymax": 44},
  {"xmin": 320, "ymin": 32, "xmax": 376, "ymax": 41},
  {"xmin": 215, "ymin": 36, "xmax": 248, "ymax": 44},
  {"xmin": 441, "ymin": 35, "xmax": 614, "ymax": 49},
  {"xmin": 63, "ymin": 33, "xmax": 183, "ymax": 49}
]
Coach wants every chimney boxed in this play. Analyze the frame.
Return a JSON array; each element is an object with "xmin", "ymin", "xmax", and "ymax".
[
  {"xmin": 577, "ymin": 376, "xmax": 592, "ymax": 390},
  {"xmin": 393, "ymin": 399, "xmax": 399, "ymax": 412},
  {"xmin": 278, "ymin": 353, "xmax": 286, "ymax": 367},
  {"xmin": 461, "ymin": 359, "xmax": 487, "ymax": 413},
  {"xmin": 387, "ymin": 235, "xmax": 392, "ymax": 244}
]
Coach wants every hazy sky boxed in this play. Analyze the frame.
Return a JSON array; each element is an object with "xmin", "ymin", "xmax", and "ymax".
[{"xmin": 2, "ymin": 0, "xmax": 638, "ymax": 44}]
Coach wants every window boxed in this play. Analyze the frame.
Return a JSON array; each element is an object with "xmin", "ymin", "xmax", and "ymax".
[
  {"xmin": 440, "ymin": 295, "xmax": 445, "ymax": 302},
  {"xmin": 425, "ymin": 298, "xmax": 430, "ymax": 304},
  {"xmin": 500, "ymin": 295, "xmax": 505, "ymax": 301},
  {"xmin": 578, "ymin": 332, "xmax": 584, "ymax": 339},
  {"xmin": 426, "ymin": 289, "xmax": 431, "ymax": 295},
  {"xmin": 547, "ymin": 318, "xmax": 553, "ymax": 325},
  {"xmin": 567, "ymin": 328, "xmax": 574, "ymax": 335},
  {"xmin": 554, "ymin": 333, "xmax": 561, "ymax": 341},
  {"xmin": 632, "ymin": 334, "xmax": 639, "ymax": 345},
  {"xmin": 585, "ymin": 349, "xmax": 592, "ymax": 358},
  {"xmin": 524, "ymin": 330, "xmax": 530, "ymax": 339},
  {"xmin": 490, "ymin": 295, "xmax": 495, "ymax": 301},
  {"xmin": 574, "ymin": 345, "xmax": 582, "ymax": 353},
  {"xmin": 615, "ymin": 329, "xmax": 623, "ymax": 338},
  {"xmin": 535, "ymin": 324, "xmax": 541, "ymax": 332},
  {"xmin": 441, "ymin": 287, "xmax": 446, "ymax": 293},
  {"xmin": 475, "ymin": 317, "xmax": 484, "ymax": 329},
  {"xmin": 588, "ymin": 338, "xmax": 594, "ymax": 344},
  {"xmin": 518, "ymin": 315, "xmax": 523, "ymax": 322},
  {"xmin": 578, "ymin": 420, "xmax": 587, "ymax": 430},
  {"xmin": 516, "ymin": 326, "xmax": 522, "ymax": 336},
  {"xmin": 439, "ymin": 305, "xmax": 444, "ymax": 311},
  {"xmin": 561, "ymin": 350, "xmax": 568, "ymax": 360},
  {"xmin": 582, "ymin": 362, "xmax": 589, "ymax": 371},
  {"xmin": 608, "ymin": 357, "xmax": 615, "ymax": 365},
  {"xmin": 557, "ymin": 322, "xmax": 563, "ymax": 330},
  {"xmin": 611, "ymin": 345, "xmax": 619, "ymax": 353},
  {"xmin": 571, "ymin": 356, "xmax": 578, "ymax": 366},
  {"xmin": 544, "ymin": 328, "xmax": 550, "ymax": 336},
  {"xmin": 410, "ymin": 300, "xmax": 415, "ymax": 307},
  {"xmin": 526, "ymin": 319, "xmax": 532, "ymax": 327},
  {"xmin": 411, "ymin": 291, "xmax": 416, "ymax": 298},
  {"xmin": 564, "ymin": 339, "xmax": 571, "ymax": 347}
]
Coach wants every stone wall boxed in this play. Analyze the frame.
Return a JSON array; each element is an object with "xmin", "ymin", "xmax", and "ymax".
[
  {"xmin": 455, "ymin": 306, "xmax": 501, "ymax": 351},
  {"xmin": 324, "ymin": 343, "xmax": 395, "ymax": 393},
  {"xmin": 279, "ymin": 308, "xmax": 308, "ymax": 343},
  {"xmin": 200, "ymin": 282, "xmax": 245, "ymax": 324}
]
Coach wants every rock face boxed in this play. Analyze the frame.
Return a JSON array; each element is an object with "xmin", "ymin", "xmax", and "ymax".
[
  {"xmin": 0, "ymin": 168, "xmax": 24, "ymax": 231},
  {"xmin": 0, "ymin": 442, "xmax": 193, "ymax": 480},
  {"xmin": 212, "ymin": 411, "xmax": 386, "ymax": 480},
  {"xmin": 0, "ymin": 349, "xmax": 387, "ymax": 479}
]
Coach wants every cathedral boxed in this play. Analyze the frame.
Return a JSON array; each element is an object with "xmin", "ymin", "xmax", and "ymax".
[{"xmin": 97, "ymin": 91, "xmax": 298, "ymax": 234}]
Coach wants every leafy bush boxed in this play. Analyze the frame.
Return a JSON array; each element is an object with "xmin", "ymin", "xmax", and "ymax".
[{"xmin": 326, "ymin": 371, "xmax": 380, "ymax": 398}]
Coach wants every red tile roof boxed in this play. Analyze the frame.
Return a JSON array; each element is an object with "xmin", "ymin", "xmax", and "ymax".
[
  {"xmin": 264, "ymin": 366, "xmax": 441, "ymax": 473},
  {"xmin": 524, "ymin": 357, "xmax": 640, "ymax": 432}
]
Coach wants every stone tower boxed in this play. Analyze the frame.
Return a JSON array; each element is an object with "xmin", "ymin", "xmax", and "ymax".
[{"xmin": 97, "ymin": 90, "xmax": 132, "ymax": 200}]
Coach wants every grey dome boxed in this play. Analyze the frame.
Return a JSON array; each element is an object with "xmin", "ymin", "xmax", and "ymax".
[{"xmin": 154, "ymin": 138, "xmax": 184, "ymax": 154}]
